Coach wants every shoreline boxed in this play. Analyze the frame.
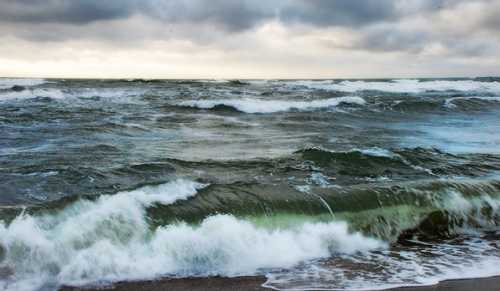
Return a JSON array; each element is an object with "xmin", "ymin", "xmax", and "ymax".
[{"xmin": 60, "ymin": 275, "xmax": 500, "ymax": 291}]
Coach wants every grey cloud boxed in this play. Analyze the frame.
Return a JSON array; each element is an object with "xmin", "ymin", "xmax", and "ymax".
[
  {"xmin": 479, "ymin": 1, "xmax": 500, "ymax": 33},
  {"xmin": 348, "ymin": 24, "xmax": 499, "ymax": 58},
  {"xmin": 312, "ymin": 0, "xmax": 499, "ymax": 58},
  {"xmin": 0, "ymin": 0, "xmax": 410, "ymax": 45},
  {"xmin": 0, "ymin": 0, "xmax": 139, "ymax": 24},
  {"xmin": 280, "ymin": 0, "xmax": 398, "ymax": 27},
  {"xmin": 141, "ymin": 0, "xmax": 276, "ymax": 32},
  {"xmin": 0, "ymin": 0, "xmax": 413, "ymax": 29},
  {"xmin": 0, "ymin": 0, "xmax": 275, "ymax": 31},
  {"xmin": 444, "ymin": 38, "xmax": 498, "ymax": 57},
  {"xmin": 351, "ymin": 27, "xmax": 430, "ymax": 54}
]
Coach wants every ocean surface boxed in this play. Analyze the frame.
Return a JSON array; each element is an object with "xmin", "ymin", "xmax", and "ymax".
[{"xmin": 0, "ymin": 77, "xmax": 499, "ymax": 291}]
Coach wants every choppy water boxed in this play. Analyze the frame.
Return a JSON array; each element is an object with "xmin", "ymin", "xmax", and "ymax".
[{"xmin": 0, "ymin": 77, "xmax": 499, "ymax": 291}]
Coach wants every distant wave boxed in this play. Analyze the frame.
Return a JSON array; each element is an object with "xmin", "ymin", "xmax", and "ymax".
[
  {"xmin": 0, "ymin": 87, "xmax": 145, "ymax": 102},
  {"xmin": 178, "ymin": 96, "xmax": 366, "ymax": 113},
  {"xmin": 0, "ymin": 78, "xmax": 49, "ymax": 90},
  {"xmin": 444, "ymin": 96, "xmax": 500, "ymax": 108},
  {"xmin": 284, "ymin": 79, "xmax": 500, "ymax": 93},
  {"xmin": 0, "ymin": 88, "xmax": 66, "ymax": 101}
]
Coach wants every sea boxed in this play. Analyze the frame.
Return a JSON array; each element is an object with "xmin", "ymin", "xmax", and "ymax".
[{"xmin": 0, "ymin": 77, "xmax": 499, "ymax": 291}]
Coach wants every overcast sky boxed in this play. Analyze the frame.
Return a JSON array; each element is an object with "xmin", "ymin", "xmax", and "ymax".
[{"xmin": 1, "ymin": 0, "xmax": 499, "ymax": 78}]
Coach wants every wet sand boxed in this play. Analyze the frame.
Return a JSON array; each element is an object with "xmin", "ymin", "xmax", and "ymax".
[{"xmin": 60, "ymin": 275, "xmax": 500, "ymax": 291}]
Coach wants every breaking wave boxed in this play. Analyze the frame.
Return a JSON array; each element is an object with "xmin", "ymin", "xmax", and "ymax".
[
  {"xmin": 0, "ymin": 179, "xmax": 384, "ymax": 291},
  {"xmin": 177, "ymin": 97, "xmax": 366, "ymax": 113},
  {"xmin": 0, "ymin": 167, "xmax": 499, "ymax": 291},
  {"xmin": 0, "ymin": 87, "xmax": 145, "ymax": 103},
  {"xmin": 287, "ymin": 79, "xmax": 500, "ymax": 94}
]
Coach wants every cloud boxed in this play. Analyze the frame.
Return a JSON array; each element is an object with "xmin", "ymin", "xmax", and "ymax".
[
  {"xmin": 143, "ymin": 0, "xmax": 276, "ymax": 32},
  {"xmin": 0, "ymin": 0, "xmax": 277, "ymax": 31},
  {"xmin": 0, "ymin": 0, "xmax": 499, "ymax": 78},
  {"xmin": 351, "ymin": 26, "xmax": 429, "ymax": 53},
  {"xmin": 280, "ymin": 0, "xmax": 398, "ymax": 27},
  {"xmin": 0, "ymin": 0, "xmax": 421, "ymax": 47},
  {"xmin": 0, "ymin": 0, "xmax": 139, "ymax": 24},
  {"xmin": 337, "ymin": 0, "xmax": 500, "ymax": 58},
  {"xmin": 0, "ymin": 0, "xmax": 455, "ymax": 30},
  {"xmin": 0, "ymin": 0, "xmax": 421, "ymax": 34}
]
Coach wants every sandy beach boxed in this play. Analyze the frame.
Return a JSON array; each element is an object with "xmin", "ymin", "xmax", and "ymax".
[{"xmin": 60, "ymin": 275, "xmax": 500, "ymax": 291}]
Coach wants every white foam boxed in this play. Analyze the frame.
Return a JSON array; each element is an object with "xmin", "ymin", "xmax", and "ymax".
[
  {"xmin": 439, "ymin": 189, "xmax": 500, "ymax": 230},
  {"xmin": 0, "ymin": 179, "xmax": 384, "ymax": 291},
  {"xmin": 287, "ymin": 79, "xmax": 500, "ymax": 94},
  {"xmin": 358, "ymin": 147, "xmax": 398, "ymax": 158},
  {"xmin": 178, "ymin": 97, "xmax": 366, "ymax": 113},
  {"xmin": 360, "ymin": 147, "xmax": 434, "ymax": 174},
  {"xmin": 265, "ymin": 235, "xmax": 500, "ymax": 290},
  {"xmin": 0, "ymin": 78, "xmax": 49, "ymax": 90}
]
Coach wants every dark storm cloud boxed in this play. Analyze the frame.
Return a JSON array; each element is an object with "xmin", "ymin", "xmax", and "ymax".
[
  {"xmin": 0, "ymin": 0, "xmax": 403, "ymax": 29},
  {"xmin": 0, "ymin": 0, "xmax": 275, "ymax": 32},
  {"xmin": 1, "ymin": 0, "xmax": 457, "ymax": 30},
  {"xmin": 0, "ymin": 0, "xmax": 412, "ymax": 47}
]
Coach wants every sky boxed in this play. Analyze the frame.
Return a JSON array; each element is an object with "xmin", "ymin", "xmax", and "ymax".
[{"xmin": 0, "ymin": 0, "xmax": 499, "ymax": 79}]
